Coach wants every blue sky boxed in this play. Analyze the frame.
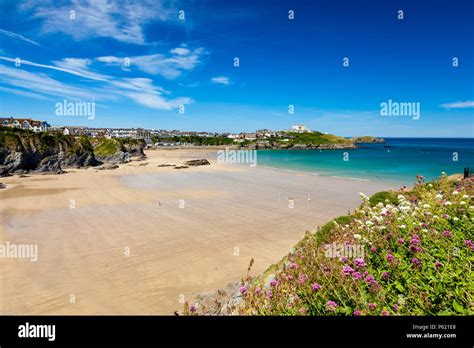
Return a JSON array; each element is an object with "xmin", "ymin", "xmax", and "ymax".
[{"xmin": 0, "ymin": 0, "xmax": 473, "ymax": 137}]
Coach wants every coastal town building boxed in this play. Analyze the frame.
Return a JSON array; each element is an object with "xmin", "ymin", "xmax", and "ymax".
[
  {"xmin": 239, "ymin": 132, "xmax": 257, "ymax": 140},
  {"xmin": 292, "ymin": 124, "xmax": 310, "ymax": 133},
  {"xmin": 256, "ymin": 129, "xmax": 279, "ymax": 138},
  {"xmin": 226, "ymin": 134, "xmax": 240, "ymax": 139},
  {"xmin": 0, "ymin": 117, "xmax": 50, "ymax": 132}
]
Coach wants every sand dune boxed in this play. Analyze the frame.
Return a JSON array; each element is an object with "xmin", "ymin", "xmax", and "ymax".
[{"xmin": 0, "ymin": 149, "xmax": 396, "ymax": 314}]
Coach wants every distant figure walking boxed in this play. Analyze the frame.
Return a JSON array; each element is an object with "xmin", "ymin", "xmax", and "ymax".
[{"xmin": 464, "ymin": 167, "xmax": 470, "ymax": 179}]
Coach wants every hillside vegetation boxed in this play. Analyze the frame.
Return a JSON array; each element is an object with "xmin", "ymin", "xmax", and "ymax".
[
  {"xmin": 277, "ymin": 132, "xmax": 353, "ymax": 146},
  {"xmin": 186, "ymin": 175, "xmax": 473, "ymax": 316}
]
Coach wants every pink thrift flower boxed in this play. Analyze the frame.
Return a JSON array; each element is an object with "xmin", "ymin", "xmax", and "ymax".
[
  {"xmin": 442, "ymin": 230, "xmax": 453, "ymax": 238},
  {"xmin": 311, "ymin": 283, "xmax": 322, "ymax": 291},
  {"xmin": 365, "ymin": 275, "xmax": 376, "ymax": 285},
  {"xmin": 464, "ymin": 240, "xmax": 474, "ymax": 250},
  {"xmin": 352, "ymin": 271, "xmax": 363, "ymax": 280},
  {"xmin": 381, "ymin": 271, "xmax": 389, "ymax": 280},
  {"xmin": 434, "ymin": 261, "xmax": 443, "ymax": 268},
  {"xmin": 239, "ymin": 286, "xmax": 247, "ymax": 295},
  {"xmin": 411, "ymin": 258, "xmax": 421, "ymax": 267},
  {"xmin": 410, "ymin": 245, "xmax": 424, "ymax": 253},
  {"xmin": 255, "ymin": 287, "xmax": 262, "ymax": 295},
  {"xmin": 353, "ymin": 310, "xmax": 361, "ymax": 316},
  {"xmin": 326, "ymin": 300, "xmax": 338, "ymax": 311},
  {"xmin": 342, "ymin": 265, "xmax": 354, "ymax": 276},
  {"xmin": 354, "ymin": 258, "xmax": 366, "ymax": 268},
  {"xmin": 298, "ymin": 275, "xmax": 308, "ymax": 284},
  {"xmin": 368, "ymin": 303, "xmax": 376, "ymax": 310}
]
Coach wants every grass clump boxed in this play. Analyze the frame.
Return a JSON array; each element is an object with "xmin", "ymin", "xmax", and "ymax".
[
  {"xmin": 369, "ymin": 191, "xmax": 399, "ymax": 207},
  {"xmin": 93, "ymin": 138, "xmax": 121, "ymax": 156},
  {"xmin": 316, "ymin": 215, "xmax": 352, "ymax": 245}
]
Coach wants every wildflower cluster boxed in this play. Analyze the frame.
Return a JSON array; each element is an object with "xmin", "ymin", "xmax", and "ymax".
[{"xmin": 236, "ymin": 175, "xmax": 473, "ymax": 315}]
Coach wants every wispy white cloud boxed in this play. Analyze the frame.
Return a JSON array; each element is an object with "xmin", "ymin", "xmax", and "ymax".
[
  {"xmin": 0, "ymin": 28, "xmax": 40, "ymax": 46},
  {"xmin": 439, "ymin": 101, "xmax": 474, "ymax": 109},
  {"xmin": 96, "ymin": 46, "xmax": 207, "ymax": 79},
  {"xmin": 170, "ymin": 47, "xmax": 191, "ymax": 56},
  {"xmin": 0, "ymin": 55, "xmax": 193, "ymax": 110},
  {"xmin": 0, "ymin": 64, "xmax": 99, "ymax": 101},
  {"xmin": 19, "ymin": 0, "xmax": 176, "ymax": 44},
  {"xmin": 211, "ymin": 76, "xmax": 230, "ymax": 85},
  {"xmin": 125, "ymin": 93, "xmax": 191, "ymax": 111},
  {"xmin": 0, "ymin": 56, "xmax": 109, "ymax": 81}
]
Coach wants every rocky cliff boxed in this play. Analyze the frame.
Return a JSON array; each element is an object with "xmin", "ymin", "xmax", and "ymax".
[
  {"xmin": 0, "ymin": 128, "xmax": 97, "ymax": 175},
  {"xmin": 91, "ymin": 138, "xmax": 146, "ymax": 164},
  {"xmin": 0, "ymin": 128, "xmax": 146, "ymax": 176},
  {"xmin": 351, "ymin": 136, "xmax": 385, "ymax": 144}
]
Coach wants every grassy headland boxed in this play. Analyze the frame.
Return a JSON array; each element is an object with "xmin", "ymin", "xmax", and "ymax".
[{"xmin": 151, "ymin": 131, "xmax": 383, "ymax": 149}]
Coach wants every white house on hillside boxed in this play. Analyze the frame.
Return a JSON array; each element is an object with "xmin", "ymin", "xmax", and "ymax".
[{"xmin": 292, "ymin": 124, "xmax": 310, "ymax": 133}]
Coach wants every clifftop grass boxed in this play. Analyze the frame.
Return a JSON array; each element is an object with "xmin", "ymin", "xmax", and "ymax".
[
  {"xmin": 0, "ymin": 127, "xmax": 94, "ymax": 155},
  {"xmin": 93, "ymin": 138, "xmax": 121, "ymax": 156}
]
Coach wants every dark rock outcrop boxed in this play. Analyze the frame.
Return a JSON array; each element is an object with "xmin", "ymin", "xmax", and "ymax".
[
  {"xmin": 94, "ymin": 151, "xmax": 130, "ymax": 165},
  {"xmin": 95, "ymin": 164, "xmax": 119, "ymax": 170},
  {"xmin": 123, "ymin": 142, "xmax": 147, "ymax": 160},
  {"xmin": 184, "ymin": 159, "xmax": 211, "ymax": 166}
]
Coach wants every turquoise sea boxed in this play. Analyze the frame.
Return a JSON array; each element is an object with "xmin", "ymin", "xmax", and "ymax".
[{"xmin": 256, "ymin": 138, "xmax": 474, "ymax": 185}]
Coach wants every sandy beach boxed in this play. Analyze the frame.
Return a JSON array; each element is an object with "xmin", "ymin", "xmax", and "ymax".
[{"xmin": 0, "ymin": 148, "xmax": 396, "ymax": 314}]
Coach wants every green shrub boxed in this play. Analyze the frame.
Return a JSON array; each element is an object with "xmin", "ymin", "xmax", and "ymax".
[
  {"xmin": 369, "ymin": 191, "xmax": 398, "ymax": 207},
  {"xmin": 316, "ymin": 215, "xmax": 352, "ymax": 245}
]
